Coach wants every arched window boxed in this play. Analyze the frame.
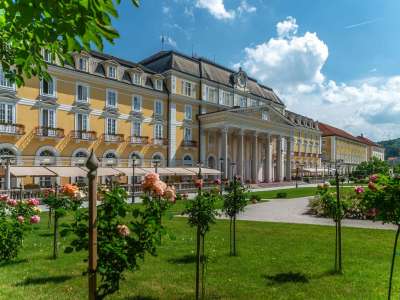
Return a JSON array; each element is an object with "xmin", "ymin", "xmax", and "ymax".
[
  {"xmin": 105, "ymin": 152, "xmax": 116, "ymax": 159},
  {"xmin": 75, "ymin": 151, "xmax": 88, "ymax": 158},
  {"xmin": 39, "ymin": 150, "xmax": 54, "ymax": 157},
  {"xmin": 183, "ymin": 155, "xmax": 193, "ymax": 166},
  {"xmin": 0, "ymin": 148, "xmax": 15, "ymax": 157},
  {"xmin": 207, "ymin": 156, "xmax": 216, "ymax": 169},
  {"xmin": 130, "ymin": 152, "xmax": 142, "ymax": 166},
  {"xmin": 104, "ymin": 151, "xmax": 117, "ymax": 166},
  {"xmin": 152, "ymin": 153, "xmax": 163, "ymax": 167}
]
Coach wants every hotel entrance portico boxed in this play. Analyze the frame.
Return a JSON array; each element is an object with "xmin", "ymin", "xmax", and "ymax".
[{"xmin": 199, "ymin": 106, "xmax": 295, "ymax": 183}]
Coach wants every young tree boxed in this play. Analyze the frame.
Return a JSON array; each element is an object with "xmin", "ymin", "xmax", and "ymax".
[
  {"xmin": 0, "ymin": 0, "xmax": 139, "ymax": 86},
  {"xmin": 222, "ymin": 177, "xmax": 248, "ymax": 256}
]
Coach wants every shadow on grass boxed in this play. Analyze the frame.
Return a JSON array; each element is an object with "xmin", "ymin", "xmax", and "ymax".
[
  {"xmin": 0, "ymin": 258, "xmax": 28, "ymax": 267},
  {"xmin": 263, "ymin": 272, "xmax": 309, "ymax": 285},
  {"xmin": 15, "ymin": 275, "xmax": 73, "ymax": 286},
  {"xmin": 124, "ymin": 296, "xmax": 158, "ymax": 300},
  {"xmin": 38, "ymin": 232, "xmax": 53, "ymax": 237},
  {"xmin": 168, "ymin": 254, "xmax": 196, "ymax": 264}
]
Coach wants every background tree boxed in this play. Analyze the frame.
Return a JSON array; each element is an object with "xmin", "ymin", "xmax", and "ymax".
[
  {"xmin": 353, "ymin": 157, "xmax": 389, "ymax": 178},
  {"xmin": 222, "ymin": 177, "xmax": 248, "ymax": 256},
  {"xmin": 0, "ymin": 0, "xmax": 139, "ymax": 86}
]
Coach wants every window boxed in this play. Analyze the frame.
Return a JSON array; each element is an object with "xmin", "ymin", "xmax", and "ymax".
[
  {"xmin": 132, "ymin": 73, "xmax": 142, "ymax": 85},
  {"xmin": 78, "ymin": 57, "xmax": 88, "ymax": 72},
  {"xmin": 132, "ymin": 120, "xmax": 141, "ymax": 137},
  {"xmin": 132, "ymin": 95, "xmax": 142, "ymax": 112},
  {"xmin": 0, "ymin": 68, "xmax": 13, "ymax": 89},
  {"xmin": 43, "ymin": 49, "xmax": 52, "ymax": 63},
  {"xmin": 0, "ymin": 148, "xmax": 15, "ymax": 158},
  {"xmin": 154, "ymin": 123, "xmax": 163, "ymax": 139},
  {"xmin": 106, "ymin": 89, "xmax": 117, "ymax": 108},
  {"xmin": 155, "ymin": 79, "xmax": 163, "ymax": 90},
  {"xmin": 221, "ymin": 91, "xmax": 233, "ymax": 106},
  {"xmin": 182, "ymin": 80, "xmax": 195, "ymax": 97},
  {"xmin": 183, "ymin": 155, "xmax": 193, "ymax": 166},
  {"xmin": 154, "ymin": 100, "xmax": 163, "ymax": 116},
  {"xmin": 38, "ymin": 149, "xmax": 55, "ymax": 187},
  {"xmin": 185, "ymin": 105, "xmax": 192, "ymax": 120},
  {"xmin": 239, "ymin": 96, "xmax": 247, "ymax": 107},
  {"xmin": 41, "ymin": 77, "xmax": 55, "ymax": 97},
  {"xmin": 108, "ymin": 65, "xmax": 117, "ymax": 79},
  {"xmin": 76, "ymin": 84, "xmax": 89, "ymax": 102},
  {"xmin": 250, "ymin": 99, "xmax": 258, "ymax": 107},
  {"xmin": 76, "ymin": 113, "xmax": 88, "ymax": 131},
  {"xmin": 0, "ymin": 103, "xmax": 15, "ymax": 124},
  {"xmin": 261, "ymin": 111, "xmax": 268, "ymax": 121},
  {"xmin": 106, "ymin": 118, "xmax": 117, "ymax": 135},
  {"xmin": 205, "ymin": 86, "xmax": 218, "ymax": 103},
  {"xmin": 184, "ymin": 127, "xmax": 192, "ymax": 141},
  {"xmin": 41, "ymin": 109, "xmax": 56, "ymax": 128}
]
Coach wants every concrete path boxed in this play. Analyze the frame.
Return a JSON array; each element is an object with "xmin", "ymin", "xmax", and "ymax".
[{"xmin": 226, "ymin": 197, "xmax": 396, "ymax": 230}]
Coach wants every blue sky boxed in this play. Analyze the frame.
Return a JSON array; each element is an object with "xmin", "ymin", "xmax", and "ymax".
[{"xmin": 103, "ymin": 0, "xmax": 400, "ymax": 141}]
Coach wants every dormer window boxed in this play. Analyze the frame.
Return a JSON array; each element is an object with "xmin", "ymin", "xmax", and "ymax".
[
  {"xmin": 155, "ymin": 79, "xmax": 163, "ymax": 91},
  {"xmin": 108, "ymin": 65, "xmax": 117, "ymax": 79},
  {"xmin": 132, "ymin": 73, "xmax": 142, "ymax": 85},
  {"xmin": 78, "ymin": 57, "xmax": 88, "ymax": 72}
]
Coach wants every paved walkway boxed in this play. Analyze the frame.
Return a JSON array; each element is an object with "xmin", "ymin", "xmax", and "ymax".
[{"xmin": 226, "ymin": 197, "xmax": 396, "ymax": 230}]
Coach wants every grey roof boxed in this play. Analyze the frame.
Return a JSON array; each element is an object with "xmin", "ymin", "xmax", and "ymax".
[{"xmin": 140, "ymin": 50, "xmax": 284, "ymax": 106}]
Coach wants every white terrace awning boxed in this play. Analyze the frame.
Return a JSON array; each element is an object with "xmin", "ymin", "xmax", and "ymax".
[
  {"xmin": 46, "ymin": 166, "xmax": 87, "ymax": 177},
  {"xmin": 10, "ymin": 166, "xmax": 57, "ymax": 177},
  {"xmin": 140, "ymin": 168, "xmax": 175, "ymax": 176},
  {"xmin": 184, "ymin": 167, "xmax": 221, "ymax": 175},
  {"xmin": 166, "ymin": 168, "xmax": 197, "ymax": 176},
  {"xmin": 113, "ymin": 167, "xmax": 148, "ymax": 176}
]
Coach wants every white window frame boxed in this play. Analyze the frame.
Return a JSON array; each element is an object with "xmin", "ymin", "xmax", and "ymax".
[
  {"xmin": 105, "ymin": 118, "xmax": 117, "ymax": 135},
  {"xmin": 261, "ymin": 111, "xmax": 268, "ymax": 121},
  {"xmin": 183, "ymin": 154, "xmax": 193, "ymax": 166},
  {"xmin": 181, "ymin": 80, "xmax": 195, "ymax": 97},
  {"xmin": 132, "ymin": 120, "xmax": 142, "ymax": 137},
  {"xmin": 108, "ymin": 65, "xmax": 117, "ymax": 79},
  {"xmin": 221, "ymin": 90, "xmax": 233, "ymax": 106},
  {"xmin": 76, "ymin": 82, "xmax": 90, "ymax": 103},
  {"xmin": 205, "ymin": 86, "xmax": 218, "ymax": 103},
  {"xmin": 0, "ymin": 102, "xmax": 16, "ymax": 124},
  {"xmin": 0, "ymin": 67, "xmax": 15, "ymax": 90},
  {"xmin": 40, "ymin": 76, "xmax": 57, "ymax": 97},
  {"xmin": 155, "ymin": 79, "xmax": 163, "ymax": 91},
  {"xmin": 40, "ymin": 108, "xmax": 56, "ymax": 128},
  {"xmin": 78, "ymin": 56, "xmax": 88, "ymax": 72},
  {"xmin": 106, "ymin": 89, "xmax": 118, "ymax": 108},
  {"xmin": 132, "ymin": 72, "xmax": 142, "ymax": 85},
  {"xmin": 75, "ymin": 113, "xmax": 89, "ymax": 131},
  {"xmin": 154, "ymin": 123, "xmax": 163, "ymax": 139},
  {"xmin": 154, "ymin": 99, "xmax": 163, "ymax": 116},
  {"xmin": 184, "ymin": 127, "xmax": 192, "ymax": 141},
  {"xmin": 184, "ymin": 104, "xmax": 192, "ymax": 120},
  {"xmin": 132, "ymin": 95, "xmax": 142, "ymax": 112}
]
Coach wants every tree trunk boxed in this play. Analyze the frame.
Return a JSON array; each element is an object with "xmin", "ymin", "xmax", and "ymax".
[
  {"xmin": 48, "ymin": 208, "xmax": 52, "ymax": 229},
  {"xmin": 388, "ymin": 224, "xmax": 400, "ymax": 300},
  {"xmin": 233, "ymin": 215, "xmax": 237, "ymax": 256},
  {"xmin": 196, "ymin": 225, "xmax": 201, "ymax": 300},
  {"xmin": 201, "ymin": 233, "xmax": 205, "ymax": 300},
  {"xmin": 53, "ymin": 212, "xmax": 58, "ymax": 259},
  {"xmin": 229, "ymin": 217, "xmax": 233, "ymax": 256}
]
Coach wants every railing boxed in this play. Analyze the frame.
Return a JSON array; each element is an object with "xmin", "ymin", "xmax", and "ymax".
[
  {"xmin": 71, "ymin": 130, "xmax": 97, "ymax": 141},
  {"xmin": 102, "ymin": 133, "xmax": 124, "ymax": 143},
  {"xmin": 35, "ymin": 126, "xmax": 64, "ymax": 138},
  {"xmin": 151, "ymin": 138, "xmax": 168, "ymax": 146},
  {"xmin": 0, "ymin": 123, "xmax": 25, "ymax": 135},
  {"xmin": 182, "ymin": 140, "xmax": 197, "ymax": 147},
  {"xmin": 129, "ymin": 135, "xmax": 149, "ymax": 145}
]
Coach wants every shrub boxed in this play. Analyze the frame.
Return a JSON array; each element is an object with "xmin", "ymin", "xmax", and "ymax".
[
  {"xmin": 250, "ymin": 194, "xmax": 261, "ymax": 203},
  {"xmin": 276, "ymin": 192, "xmax": 287, "ymax": 198},
  {"xmin": 329, "ymin": 179, "xmax": 337, "ymax": 186}
]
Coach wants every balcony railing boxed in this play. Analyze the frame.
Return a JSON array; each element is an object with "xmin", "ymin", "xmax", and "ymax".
[
  {"xmin": 182, "ymin": 140, "xmax": 197, "ymax": 147},
  {"xmin": 129, "ymin": 135, "xmax": 149, "ymax": 145},
  {"xmin": 71, "ymin": 130, "xmax": 97, "ymax": 141},
  {"xmin": 0, "ymin": 123, "xmax": 25, "ymax": 135},
  {"xmin": 35, "ymin": 126, "xmax": 64, "ymax": 138},
  {"xmin": 151, "ymin": 138, "xmax": 168, "ymax": 146},
  {"xmin": 102, "ymin": 133, "xmax": 124, "ymax": 143}
]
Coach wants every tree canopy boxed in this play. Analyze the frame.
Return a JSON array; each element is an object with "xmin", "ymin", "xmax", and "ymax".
[
  {"xmin": 0, "ymin": 0, "xmax": 139, "ymax": 86},
  {"xmin": 353, "ymin": 157, "xmax": 389, "ymax": 177}
]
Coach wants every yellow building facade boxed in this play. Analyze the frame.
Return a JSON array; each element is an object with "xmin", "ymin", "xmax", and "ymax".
[{"xmin": 0, "ymin": 50, "xmax": 322, "ymax": 186}]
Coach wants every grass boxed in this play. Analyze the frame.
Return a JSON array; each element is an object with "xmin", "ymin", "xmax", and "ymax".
[
  {"xmin": 0, "ymin": 207, "xmax": 399, "ymax": 299},
  {"xmin": 250, "ymin": 186, "xmax": 354, "ymax": 199}
]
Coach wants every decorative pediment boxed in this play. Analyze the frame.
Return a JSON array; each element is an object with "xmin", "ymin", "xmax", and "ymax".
[
  {"xmin": 103, "ymin": 106, "xmax": 120, "ymax": 117},
  {"xmin": 231, "ymin": 67, "xmax": 248, "ymax": 91},
  {"xmin": 0, "ymin": 88, "xmax": 18, "ymax": 103}
]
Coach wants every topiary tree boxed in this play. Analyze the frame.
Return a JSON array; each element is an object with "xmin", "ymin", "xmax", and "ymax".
[
  {"xmin": 222, "ymin": 176, "xmax": 248, "ymax": 256},
  {"xmin": 362, "ymin": 174, "xmax": 400, "ymax": 299}
]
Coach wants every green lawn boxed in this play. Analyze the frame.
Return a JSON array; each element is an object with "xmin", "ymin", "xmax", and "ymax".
[
  {"xmin": 0, "ymin": 207, "xmax": 399, "ymax": 300},
  {"xmin": 250, "ymin": 186, "xmax": 354, "ymax": 199}
]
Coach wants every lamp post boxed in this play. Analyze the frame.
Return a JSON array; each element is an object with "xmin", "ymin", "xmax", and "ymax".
[
  {"xmin": 295, "ymin": 161, "xmax": 299, "ymax": 188},
  {"xmin": 231, "ymin": 161, "xmax": 236, "ymax": 180},
  {"xmin": 220, "ymin": 157, "xmax": 224, "ymax": 195},
  {"xmin": 131, "ymin": 156, "xmax": 136, "ymax": 203},
  {"xmin": 154, "ymin": 159, "xmax": 160, "ymax": 174},
  {"xmin": 334, "ymin": 158, "xmax": 344, "ymax": 274}
]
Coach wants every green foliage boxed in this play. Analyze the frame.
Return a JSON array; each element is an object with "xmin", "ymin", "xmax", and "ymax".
[
  {"xmin": 184, "ymin": 190, "xmax": 220, "ymax": 235},
  {"xmin": 63, "ymin": 187, "xmax": 169, "ymax": 299},
  {"xmin": 276, "ymin": 192, "xmax": 287, "ymax": 198},
  {"xmin": 250, "ymin": 194, "xmax": 261, "ymax": 203},
  {"xmin": 379, "ymin": 138, "xmax": 399, "ymax": 158},
  {"xmin": 222, "ymin": 179, "xmax": 248, "ymax": 218},
  {"xmin": 353, "ymin": 157, "xmax": 389, "ymax": 178},
  {"xmin": 0, "ymin": 0, "xmax": 139, "ymax": 86}
]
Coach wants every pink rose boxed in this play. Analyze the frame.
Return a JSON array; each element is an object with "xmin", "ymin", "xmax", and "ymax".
[
  {"xmin": 30, "ymin": 215, "xmax": 41, "ymax": 224},
  {"xmin": 117, "ymin": 224, "xmax": 130, "ymax": 237},
  {"xmin": 153, "ymin": 181, "xmax": 167, "ymax": 196},
  {"xmin": 0, "ymin": 194, "xmax": 8, "ymax": 202},
  {"xmin": 27, "ymin": 198, "xmax": 40, "ymax": 206},
  {"xmin": 7, "ymin": 199, "xmax": 17, "ymax": 207},
  {"xmin": 17, "ymin": 215, "xmax": 24, "ymax": 224},
  {"xmin": 370, "ymin": 174, "xmax": 378, "ymax": 183},
  {"xmin": 164, "ymin": 186, "xmax": 176, "ymax": 202},
  {"xmin": 195, "ymin": 179, "xmax": 203, "ymax": 188},
  {"xmin": 354, "ymin": 186, "xmax": 364, "ymax": 194},
  {"xmin": 142, "ymin": 172, "xmax": 161, "ymax": 192},
  {"xmin": 214, "ymin": 179, "xmax": 221, "ymax": 185}
]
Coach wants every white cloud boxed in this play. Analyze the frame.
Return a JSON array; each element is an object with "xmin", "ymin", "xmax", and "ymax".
[
  {"xmin": 237, "ymin": 0, "xmax": 256, "ymax": 15},
  {"xmin": 235, "ymin": 16, "xmax": 400, "ymax": 141},
  {"xmin": 162, "ymin": 6, "xmax": 171, "ymax": 14},
  {"xmin": 161, "ymin": 35, "xmax": 177, "ymax": 48},
  {"xmin": 195, "ymin": 0, "xmax": 235, "ymax": 20}
]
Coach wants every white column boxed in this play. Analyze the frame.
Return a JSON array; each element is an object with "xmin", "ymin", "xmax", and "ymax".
[
  {"xmin": 5, "ymin": 161, "xmax": 11, "ymax": 190},
  {"xmin": 222, "ymin": 127, "xmax": 229, "ymax": 179},
  {"xmin": 252, "ymin": 132, "xmax": 258, "ymax": 183},
  {"xmin": 264, "ymin": 134, "xmax": 272, "ymax": 182},
  {"xmin": 286, "ymin": 136, "xmax": 292, "ymax": 181},
  {"xmin": 276, "ymin": 135, "xmax": 283, "ymax": 182},
  {"xmin": 238, "ymin": 130, "xmax": 244, "ymax": 181},
  {"xmin": 168, "ymin": 102, "xmax": 176, "ymax": 166}
]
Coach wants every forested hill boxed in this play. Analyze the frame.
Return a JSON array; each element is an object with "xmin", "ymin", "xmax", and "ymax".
[{"xmin": 378, "ymin": 138, "xmax": 400, "ymax": 158}]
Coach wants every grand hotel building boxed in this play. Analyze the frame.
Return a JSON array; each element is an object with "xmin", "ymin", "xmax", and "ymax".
[{"xmin": 0, "ymin": 50, "xmax": 323, "ymax": 186}]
